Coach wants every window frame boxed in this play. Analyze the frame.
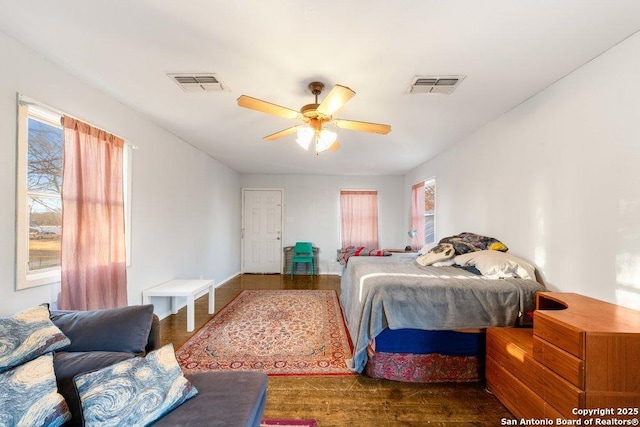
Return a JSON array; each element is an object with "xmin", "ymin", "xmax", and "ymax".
[
  {"xmin": 16, "ymin": 101, "xmax": 63, "ymax": 289},
  {"xmin": 15, "ymin": 95, "xmax": 133, "ymax": 291},
  {"xmin": 423, "ymin": 178, "xmax": 436, "ymax": 245}
]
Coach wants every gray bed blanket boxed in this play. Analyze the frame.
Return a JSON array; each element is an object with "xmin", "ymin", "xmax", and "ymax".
[{"xmin": 339, "ymin": 255, "xmax": 545, "ymax": 373}]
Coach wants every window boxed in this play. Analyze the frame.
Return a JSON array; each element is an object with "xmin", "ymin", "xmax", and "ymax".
[
  {"xmin": 340, "ymin": 190, "xmax": 379, "ymax": 248},
  {"xmin": 410, "ymin": 178, "xmax": 436, "ymax": 250},
  {"xmin": 424, "ymin": 178, "xmax": 436, "ymax": 245},
  {"xmin": 15, "ymin": 96, "xmax": 132, "ymax": 290},
  {"xmin": 16, "ymin": 101, "xmax": 63, "ymax": 289}
]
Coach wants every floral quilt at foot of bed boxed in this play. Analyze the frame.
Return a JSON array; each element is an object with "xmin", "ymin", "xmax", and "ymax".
[{"xmin": 364, "ymin": 352, "xmax": 481, "ymax": 383}]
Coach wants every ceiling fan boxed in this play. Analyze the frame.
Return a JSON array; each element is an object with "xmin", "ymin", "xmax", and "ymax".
[{"xmin": 237, "ymin": 82, "xmax": 391, "ymax": 154}]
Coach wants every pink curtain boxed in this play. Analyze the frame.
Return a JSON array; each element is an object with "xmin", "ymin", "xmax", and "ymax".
[
  {"xmin": 411, "ymin": 182, "xmax": 425, "ymax": 250},
  {"xmin": 340, "ymin": 190, "xmax": 379, "ymax": 248},
  {"xmin": 59, "ymin": 116, "xmax": 127, "ymax": 310}
]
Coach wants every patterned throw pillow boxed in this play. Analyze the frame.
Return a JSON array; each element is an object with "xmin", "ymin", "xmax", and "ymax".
[
  {"xmin": 416, "ymin": 243, "xmax": 455, "ymax": 266},
  {"xmin": 74, "ymin": 343, "xmax": 198, "ymax": 426},
  {"xmin": 0, "ymin": 353, "xmax": 71, "ymax": 427},
  {"xmin": 0, "ymin": 305, "xmax": 71, "ymax": 373}
]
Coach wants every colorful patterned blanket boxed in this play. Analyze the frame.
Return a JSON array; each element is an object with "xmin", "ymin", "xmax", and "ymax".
[{"xmin": 337, "ymin": 246, "xmax": 391, "ymax": 266}]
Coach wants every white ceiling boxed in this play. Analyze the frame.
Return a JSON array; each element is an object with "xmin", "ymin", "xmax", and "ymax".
[{"xmin": 1, "ymin": 1, "xmax": 639, "ymax": 175}]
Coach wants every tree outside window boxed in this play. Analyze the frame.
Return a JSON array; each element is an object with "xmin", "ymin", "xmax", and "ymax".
[
  {"xmin": 27, "ymin": 116, "xmax": 63, "ymax": 272},
  {"xmin": 424, "ymin": 179, "xmax": 436, "ymax": 244}
]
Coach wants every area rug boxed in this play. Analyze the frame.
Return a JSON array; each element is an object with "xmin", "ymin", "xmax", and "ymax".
[
  {"xmin": 261, "ymin": 420, "xmax": 317, "ymax": 427},
  {"xmin": 176, "ymin": 290, "xmax": 353, "ymax": 376}
]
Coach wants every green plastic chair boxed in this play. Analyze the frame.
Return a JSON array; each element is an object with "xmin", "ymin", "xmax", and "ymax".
[{"xmin": 290, "ymin": 242, "xmax": 314, "ymax": 278}]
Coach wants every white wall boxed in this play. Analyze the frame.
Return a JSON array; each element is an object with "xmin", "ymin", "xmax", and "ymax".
[
  {"xmin": 240, "ymin": 175, "xmax": 405, "ymax": 274},
  {"xmin": 0, "ymin": 32, "xmax": 241, "ymax": 317},
  {"xmin": 405, "ymin": 32, "xmax": 640, "ymax": 310}
]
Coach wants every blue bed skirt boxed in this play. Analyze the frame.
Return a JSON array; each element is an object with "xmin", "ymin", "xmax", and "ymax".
[{"xmin": 374, "ymin": 328, "xmax": 485, "ymax": 356}]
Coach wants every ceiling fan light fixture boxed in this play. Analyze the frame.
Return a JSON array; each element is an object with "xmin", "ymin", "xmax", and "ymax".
[
  {"xmin": 296, "ymin": 126, "xmax": 314, "ymax": 150},
  {"xmin": 237, "ymin": 80, "xmax": 391, "ymax": 153},
  {"xmin": 316, "ymin": 129, "xmax": 337, "ymax": 153}
]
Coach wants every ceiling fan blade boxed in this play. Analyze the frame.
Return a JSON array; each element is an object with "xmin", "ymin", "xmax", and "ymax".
[
  {"xmin": 333, "ymin": 119, "xmax": 391, "ymax": 135},
  {"xmin": 264, "ymin": 125, "xmax": 300, "ymax": 141},
  {"xmin": 237, "ymin": 95, "xmax": 301, "ymax": 120},
  {"xmin": 317, "ymin": 85, "xmax": 356, "ymax": 117},
  {"xmin": 328, "ymin": 141, "xmax": 340, "ymax": 151}
]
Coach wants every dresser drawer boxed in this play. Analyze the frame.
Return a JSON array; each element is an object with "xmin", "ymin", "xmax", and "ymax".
[
  {"xmin": 543, "ymin": 365, "xmax": 585, "ymax": 418},
  {"xmin": 533, "ymin": 335, "xmax": 584, "ymax": 389},
  {"xmin": 487, "ymin": 328, "xmax": 544, "ymax": 395},
  {"xmin": 486, "ymin": 356, "xmax": 546, "ymax": 420},
  {"xmin": 534, "ymin": 312, "xmax": 584, "ymax": 359}
]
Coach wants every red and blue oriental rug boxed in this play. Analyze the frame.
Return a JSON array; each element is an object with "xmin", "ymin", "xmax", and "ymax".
[
  {"xmin": 176, "ymin": 290, "xmax": 353, "ymax": 376},
  {"xmin": 261, "ymin": 420, "xmax": 317, "ymax": 427}
]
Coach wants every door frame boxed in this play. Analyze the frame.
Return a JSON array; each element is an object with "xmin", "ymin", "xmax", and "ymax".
[{"xmin": 241, "ymin": 188, "xmax": 285, "ymax": 273}]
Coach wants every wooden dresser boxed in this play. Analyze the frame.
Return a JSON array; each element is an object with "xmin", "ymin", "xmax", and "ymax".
[{"xmin": 486, "ymin": 292, "xmax": 640, "ymax": 420}]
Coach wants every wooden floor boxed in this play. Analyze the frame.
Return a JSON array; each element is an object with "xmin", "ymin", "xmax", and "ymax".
[{"xmin": 159, "ymin": 274, "xmax": 514, "ymax": 426}]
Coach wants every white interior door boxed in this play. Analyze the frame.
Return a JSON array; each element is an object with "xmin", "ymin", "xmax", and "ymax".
[{"xmin": 242, "ymin": 189, "xmax": 283, "ymax": 273}]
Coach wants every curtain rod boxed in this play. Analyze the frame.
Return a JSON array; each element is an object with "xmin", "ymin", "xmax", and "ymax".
[{"xmin": 17, "ymin": 93, "xmax": 139, "ymax": 149}]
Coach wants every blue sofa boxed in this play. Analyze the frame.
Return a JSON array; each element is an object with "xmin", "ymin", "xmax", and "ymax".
[{"xmin": 50, "ymin": 305, "xmax": 268, "ymax": 427}]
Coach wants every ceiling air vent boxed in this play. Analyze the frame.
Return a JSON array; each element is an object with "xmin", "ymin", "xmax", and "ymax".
[
  {"xmin": 407, "ymin": 75, "xmax": 466, "ymax": 95},
  {"xmin": 167, "ymin": 73, "xmax": 229, "ymax": 92}
]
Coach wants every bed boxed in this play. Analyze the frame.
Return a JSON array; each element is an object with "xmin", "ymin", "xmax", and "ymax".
[{"xmin": 339, "ymin": 254, "xmax": 545, "ymax": 382}]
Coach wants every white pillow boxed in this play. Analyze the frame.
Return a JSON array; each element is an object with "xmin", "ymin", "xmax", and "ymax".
[
  {"xmin": 454, "ymin": 250, "xmax": 536, "ymax": 280},
  {"xmin": 432, "ymin": 259, "xmax": 456, "ymax": 267}
]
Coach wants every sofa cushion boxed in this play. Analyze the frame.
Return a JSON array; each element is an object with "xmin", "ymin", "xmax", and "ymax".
[
  {"xmin": 0, "ymin": 305, "xmax": 70, "ymax": 373},
  {"xmin": 152, "ymin": 371, "xmax": 268, "ymax": 427},
  {"xmin": 0, "ymin": 353, "xmax": 71, "ymax": 427},
  {"xmin": 50, "ymin": 304, "xmax": 154, "ymax": 355},
  {"xmin": 53, "ymin": 351, "xmax": 135, "ymax": 425},
  {"xmin": 146, "ymin": 314, "xmax": 161, "ymax": 354},
  {"xmin": 74, "ymin": 344, "xmax": 197, "ymax": 426}
]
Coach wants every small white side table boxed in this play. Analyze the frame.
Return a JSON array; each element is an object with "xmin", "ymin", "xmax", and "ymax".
[{"xmin": 142, "ymin": 279, "xmax": 215, "ymax": 332}]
